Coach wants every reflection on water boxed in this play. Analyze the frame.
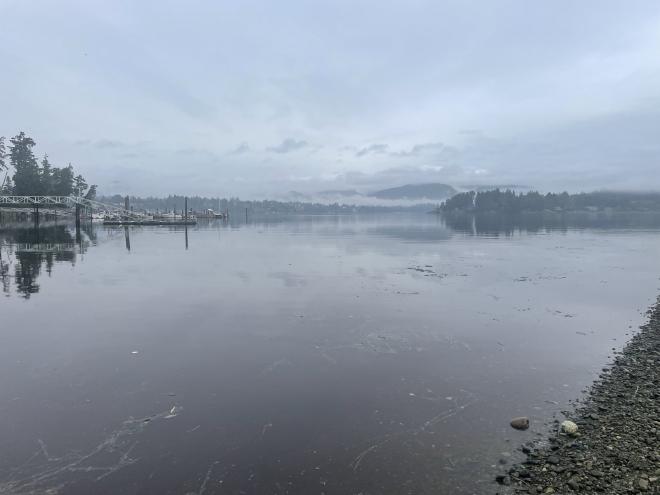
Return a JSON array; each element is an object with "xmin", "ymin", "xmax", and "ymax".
[
  {"xmin": 442, "ymin": 210, "xmax": 660, "ymax": 236},
  {"xmin": 0, "ymin": 223, "xmax": 97, "ymax": 298},
  {"xmin": 1, "ymin": 213, "xmax": 660, "ymax": 494}
]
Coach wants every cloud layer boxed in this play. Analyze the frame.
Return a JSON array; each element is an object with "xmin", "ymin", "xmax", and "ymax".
[{"xmin": 1, "ymin": 1, "xmax": 660, "ymax": 197}]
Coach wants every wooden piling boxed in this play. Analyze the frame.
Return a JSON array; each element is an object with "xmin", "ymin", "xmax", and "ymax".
[{"xmin": 75, "ymin": 203, "xmax": 81, "ymax": 230}]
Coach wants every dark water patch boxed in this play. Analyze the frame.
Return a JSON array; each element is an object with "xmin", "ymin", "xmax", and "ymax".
[{"xmin": 442, "ymin": 211, "xmax": 660, "ymax": 236}]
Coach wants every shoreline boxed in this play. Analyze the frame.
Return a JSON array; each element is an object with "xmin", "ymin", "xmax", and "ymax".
[{"xmin": 496, "ymin": 299, "xmax": 660, "ymax": 494}]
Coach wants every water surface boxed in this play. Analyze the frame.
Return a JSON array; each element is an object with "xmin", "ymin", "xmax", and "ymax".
[{"xmin": 1, "ymin": 213, "xmax": 660, "ymax": 494}]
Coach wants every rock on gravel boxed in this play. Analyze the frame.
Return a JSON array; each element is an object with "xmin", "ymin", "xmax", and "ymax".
[
  {"xmin": 510, "ymin": 417, "xmax": 530, "ymax": 430},
  {"xmin": 495, "ymin": 298, "xmax": 660, "ymax": 494},
  {"xmin": 560, "ymin": 420, "xmax": 578, "ymax": 435}
]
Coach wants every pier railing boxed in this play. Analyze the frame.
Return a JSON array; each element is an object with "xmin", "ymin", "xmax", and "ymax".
[{"xmin": 0, "ymin": 195, "xmax": 149, "ymax": 220}]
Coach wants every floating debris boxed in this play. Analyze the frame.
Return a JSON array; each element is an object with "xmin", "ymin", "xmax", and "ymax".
[{"xmin": 164, "ymin": 405, "xmax": 182, "ymax": 419}]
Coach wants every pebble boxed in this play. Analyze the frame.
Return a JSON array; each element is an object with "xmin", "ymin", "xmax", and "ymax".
[
  {"xmin": 561, "ymin": 420, "xmax": 578, "ymax": 435},
  {"xmin": 510, "ymin": 417, "xmax": 530, "ymax": 430},
  {"xmin": 495, "ymin": 475, "xmax": 511, "ymax": 486},
  {"xmin": 567, "ymin": 478, "xmax": 579, "ymax": 490}
]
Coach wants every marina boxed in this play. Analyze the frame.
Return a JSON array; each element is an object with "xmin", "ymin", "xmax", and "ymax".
[
  {"xmin": 0, "ymin": 195, "xmax": 226, "ymax": 226},
  {"xmin": 102, "ymin": 218, "xmax": 197, "ymax": 226}
]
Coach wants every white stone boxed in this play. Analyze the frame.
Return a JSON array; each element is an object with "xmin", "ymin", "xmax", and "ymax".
[{"xmin": 561, "ymin": 420, "xmax": 578, "ymax": 435}]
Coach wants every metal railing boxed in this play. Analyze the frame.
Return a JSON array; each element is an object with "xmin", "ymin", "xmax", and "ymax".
[{"xmin": 0, "ymin": 196, "xmax": 149, "ymax": 220}]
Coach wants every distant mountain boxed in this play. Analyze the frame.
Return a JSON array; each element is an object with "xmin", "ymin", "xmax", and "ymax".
[
  {"xmin": 368, "ymin": 183, "xmax": 457, "ymax": 200},
  {"xmin": 318, "ymin": 189, "xmax": 362, "ymax": 197},
  {"xmin": 286, "ymin": 191, "xmax": 312, "ymax": 201}
]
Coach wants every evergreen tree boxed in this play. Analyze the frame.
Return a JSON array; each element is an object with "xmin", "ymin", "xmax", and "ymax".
[
  {"xmin": 0, "ymin": 136, "xmax": 6, "ymax": 171},
  {"xmin": 1, "ymin": 175, "xmax": 12, "ymax": 195},
  {"xmin": 40, "ymin": 154, "xmax": 53, "ymax": 195},
  {"xmin": 50, "ymin": 168, "xmax": 61, "ymax": 194},
  {"xmin": 51, "ymin": 164, "xmax": 74, "ymax": 196},
  {"xmin": 73, "ymin": 174, "xmax": 88, "ymax": 197},
  {"xmin": 10, "ymin": 132, "xmax": 40, "ymax": 195},
  {"xmin": 1, "ymin": 133, "xmax": 91, "ymax": 196},
  {"xmin": 84, "ymin": 184, "xmax": 97, "ymax": 200}
]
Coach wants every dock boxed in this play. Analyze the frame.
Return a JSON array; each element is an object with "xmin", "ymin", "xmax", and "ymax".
[
  {"xmin": 0, "ymin": 195, "xmax": 216, "ymax": 228},
  {"xmin": 103, "ymin": 219, "xmax": 197, "ymax": 226}
]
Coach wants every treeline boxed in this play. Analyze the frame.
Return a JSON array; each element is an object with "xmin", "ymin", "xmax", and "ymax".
[
  {"xmin": 0, "ymin": 132, "xmax": 95, "ymax": 198},
  {"xmin": 98, "ymin": 194, "xmax": 426, "ymax": 215},
  {"xmin": 440, "ymin": 189, "xmax": 660, "ymax": 213}
]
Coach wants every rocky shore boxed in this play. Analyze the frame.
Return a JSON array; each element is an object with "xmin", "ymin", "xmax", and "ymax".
[{"xmin": 496, "ymin": 300, "xmax": 660, "ymax": 494}]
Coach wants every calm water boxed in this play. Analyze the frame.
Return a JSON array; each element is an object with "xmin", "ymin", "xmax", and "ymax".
[{"xmin": 1, "ymin": 213, "xmax": 660, "ymax": 494}]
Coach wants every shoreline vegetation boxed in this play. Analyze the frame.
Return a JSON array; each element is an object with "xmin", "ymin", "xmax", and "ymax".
[
  {"xmin": 0, "ymin": 132, "xmax": 94, "ymax": 199},
  {"xmin": 98, "ymin": 189, "xmax": 660, "ymax": 217},
  {"xmin": 440, "ymin": 189, "xmax": 660, "ymax": 214},
  {"xmin": 496, "ymin": 300, "xmax": 660, "ymax": 494},
  {"xmin": 96, "ymin": 195, "xmax": 434, "ymax": 216}
]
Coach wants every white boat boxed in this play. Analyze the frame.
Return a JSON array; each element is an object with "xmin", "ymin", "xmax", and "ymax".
[
  {"xmin": 157, "ymin": 212, "xmax": 183, "ymax": 219},
  {"xmin": 206, "ymin": 208, "xmax": 225, "ymax": 219}
]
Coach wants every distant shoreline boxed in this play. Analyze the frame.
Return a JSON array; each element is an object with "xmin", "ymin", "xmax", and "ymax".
[{"xmin": 440, "ymin": 189, "xmax": 660, "ymax": 215}]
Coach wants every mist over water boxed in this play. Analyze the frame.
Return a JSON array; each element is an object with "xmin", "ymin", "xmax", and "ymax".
[{"xmin": 1, "ymin": 213, "xmax": 660, "ymax": 494}]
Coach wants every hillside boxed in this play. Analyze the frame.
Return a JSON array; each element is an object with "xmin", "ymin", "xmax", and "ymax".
[{"xmin": 368, "ymin": 183, "xmax": 456, "ymax": 200}]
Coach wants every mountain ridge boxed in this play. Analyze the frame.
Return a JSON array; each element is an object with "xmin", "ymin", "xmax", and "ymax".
[{"xmin": 367, "ymin": 183, "xmax": 457, "ymax": 200}]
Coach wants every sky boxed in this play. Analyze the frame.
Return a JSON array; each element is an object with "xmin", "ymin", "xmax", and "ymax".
[{"xmin": 1, "ymin": 0, "xmax": 660, "ymax": 199}]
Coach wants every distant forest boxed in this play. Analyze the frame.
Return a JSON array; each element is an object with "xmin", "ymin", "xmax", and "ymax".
[
  {"xmin": 97, "ymin": 194, "xmax": 430, "ymax": 215},
  {"xmin": 0, "ymin": 133, "xmax": 94, "ymax": 198},
  {"xmin": 440, "ymin": 189, "xmax": 660, "ymax": 213}
]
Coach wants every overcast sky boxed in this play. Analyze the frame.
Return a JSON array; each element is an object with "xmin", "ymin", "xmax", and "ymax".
[{"xmin": 2, "ymin": 0, "xmax": 660, "ymax": 198}]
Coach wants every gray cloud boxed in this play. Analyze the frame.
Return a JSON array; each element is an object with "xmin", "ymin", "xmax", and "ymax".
[
  {"xmin": 390, "ymin": 142, "xmax": 446, "ymax": 157},
  {"xmin": 1, "ymin": 1, "xmax": 660, "ymax": 197},
  {"xmin": 356, "ymin": 144, "xmax": 388, "ymax": 157},
  {"xmin": 229, "ymin": 142, "xmax": 250, "ymax": 155},
  {"xmin": 95, "ymin": 139, "xmax": 123, "ymax": 149},
  {"xmin": 267, "ymin": 138, "xmax": 309, "ymax": 154}
]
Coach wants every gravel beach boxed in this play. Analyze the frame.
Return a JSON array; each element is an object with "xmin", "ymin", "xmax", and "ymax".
[{"xmin": 496, "ymin": 299, "xmax": 660, "ymax": 494}]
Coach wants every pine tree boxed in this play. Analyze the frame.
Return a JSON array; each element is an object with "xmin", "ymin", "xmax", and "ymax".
[
  {"xmin": 73, "ymin": 174, "xmax": 88, "ymax": 197},
  {"xmin": 40, "ymin": 154, "xmax": 53, "ymax": 195},
  {"xmin": 52, "ymin": 164, "xmax": 74, "ymax": 196},
  {"xmin": 84, "ymin": 184, "xmax": 97, "ymax": 200},
  {"xmin": 0, "ymin": 136, "xmax": 6, "ymax": 171},
  {"xmin": 1, "ymin": 175, "xmax": 12, "ymax": 195},
  {"xmin": 10, "ymin": 132, "xmax": 40, "ymax": 195}
]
